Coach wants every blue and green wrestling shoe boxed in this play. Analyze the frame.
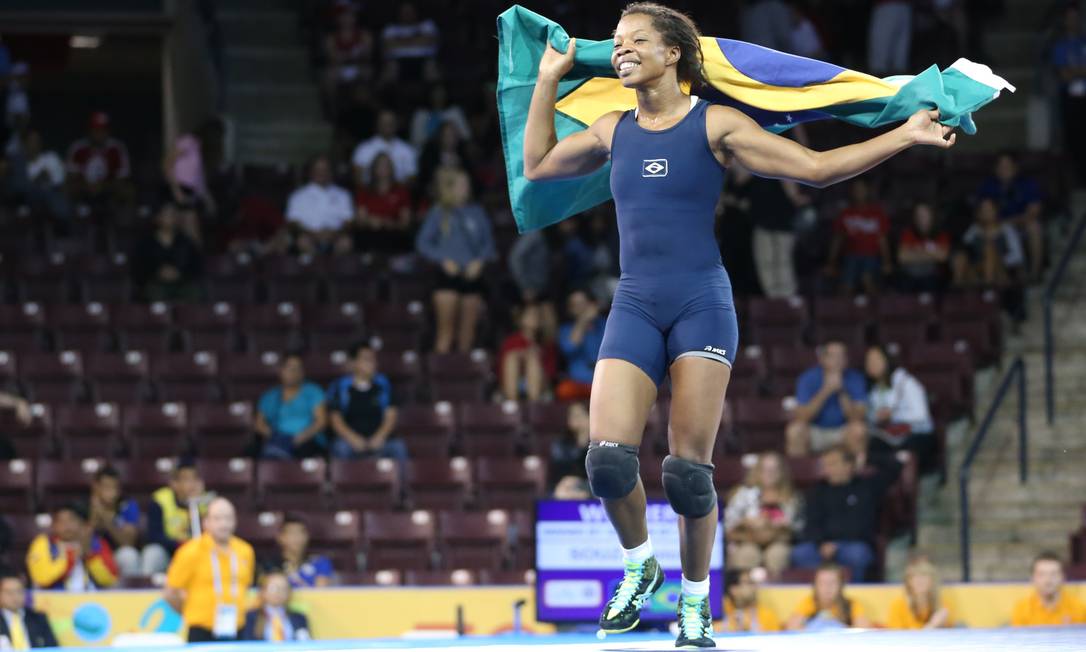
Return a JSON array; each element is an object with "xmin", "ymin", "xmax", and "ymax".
[
  {"xmin": 596, "ymin": 556, "xmax": 665, "ymax": 636},
  {"xmin": 674, "ymin": 593, "xmax": 715, "ymax": 648}
]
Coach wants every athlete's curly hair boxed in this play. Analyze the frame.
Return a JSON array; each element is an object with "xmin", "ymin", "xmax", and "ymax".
[{"xmin": 620, "ymin": 2, "xmax": 709, "ymax": 91}]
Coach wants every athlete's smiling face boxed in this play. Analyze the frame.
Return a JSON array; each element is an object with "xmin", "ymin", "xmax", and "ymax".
[{"xmin": 611, "ymin": 14, "xmax": 678, "ymax": 88}]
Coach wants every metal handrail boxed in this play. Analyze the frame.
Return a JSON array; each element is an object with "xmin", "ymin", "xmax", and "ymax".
[
  {"xmin": 1044, "ymin": 213, "xmax": 1086, "ymax": 424},
  {"xmin": 959, "ymin": 356, "xmax": 1027, "ymax": 582}
]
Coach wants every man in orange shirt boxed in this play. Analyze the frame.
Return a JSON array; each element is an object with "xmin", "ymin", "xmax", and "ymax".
[
  {"xmin": 1010, "ymin": 552, "xmax": 1086, "ymax": 627},
  {"xmin": 165, "ymin": 497, "xmax": 255, "ymax": 642}
]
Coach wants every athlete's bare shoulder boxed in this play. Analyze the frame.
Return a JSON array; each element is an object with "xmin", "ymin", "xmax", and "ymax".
[
  {"xmin": 587, "ymin": 110, "xmax": 626, "ymax": 153},
  {"xmin": 705, "ymin": 104, "xmax": 757, "ymax": 167}
]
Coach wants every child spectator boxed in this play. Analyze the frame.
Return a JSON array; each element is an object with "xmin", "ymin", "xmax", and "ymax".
[
  {"xmin": 785, "ymin": 562, "xmax": 872, "ymax": 630},
  {"xmin": 255, "ymin": 354, "xmax": 328, "ymax": 460},
  {"xmin": 886, "ymin": 559, "xmax": 953, "ymax": 629},
  {"xmin": 260, "ymin": 516, "xmax": 333, "ymax": 588},
  {"xmin": 240, "ymin": 571, "xmax": 311, "ymax": 641},
  {"xmin": 556, "ymin": 289, "xmax": 605, "ymax": 402},
  {"xmin": 1011, "ymin": 552, "xmax": 1086, "ymax": 627},
  {"xmin": 498, "ymin": 304, "xmax": 557, "ymax": 402},
  {"xmin": 130, "ymin": 201, "xmax": 204, "ymax": 302},
  {"xmin": 785, "ymin": 340, "xmax": 867, "ymax": 457},
  {"xmin": 976, "ymin": 152, "xmax": 1044, "ymax": 280},
  {"xmin": 146, "ymin": 461, "xmax": 206, "ymax": 572},
  {"xmin": 825, "ymin": 178, "xmax": 892, "ymax": 295},
  {"xmin": 863, "ymin": 345, "xmax": 935, "ymax": 471},
  {"xmin": 548, "ymin": 402, "xmax": 590, "ymax": 489},
  {"xmin": 724, "ymin": 452, "xmax": 804, "ymax": 577},
  {"xmin": 26, "ymin": 503, "xmax": 119, "ymax": 591},
  {"xmin": 721, "ymin": 568, "xmax": 782, "ymax": 632},
  {"xmin": 352, "ymin": 152, "xmax": 414, "ymax": 253},
  {"xmin": 896, "ymin": 201, "xmax": 951, "ymax": 293},
  {"xmin": 327, "ymin": 342, "xmax": 404, "ymax": 463}
]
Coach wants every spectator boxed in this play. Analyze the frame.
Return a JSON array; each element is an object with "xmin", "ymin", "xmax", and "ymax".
[
  {"xmin": 896, "ymin": 201, "xmax": 951, "ymax": 293},
  {"xmin": 4, "ymin": 63, "xmax": 29, "ymax": 133},
  {"xmin": 556, "ymin": 289, "xmax": 605, "ymax": 402},
  {"xmin": 418, "ymin": 120, "xmax": 474, "ymax": 199},
  {"xmin": 21, "ymin": 128, "xmax": 70, "ymax": 221},
  {"xmin": 825, "ymin": 178, "xmax": 892, "ymax": 295},
  {"xmin": 351, "ymin": 110, "xmax": 418, "ymax": 187},
  {"xmin": 131, "ymin": 201, "xmax": 204, "ymax": 302},
  {"xmin": 0, "ymin": 571, "xmax": 58, "ymax": 648},
  {"xmin": 65, "ymin": 111, "xmax": 132, "ymax": 209},
  {"xmin": 868, "ymin": 0, "xmax": 913, "ymax": 75},
  {"xmin": 87, "ymin": 467, "xmax": 147, "ymax": 579},
  {"xmin": 721, "ymin": 568, "xmax": 782, "ymax": 633},
  {"xmin": 380, "ymin": 3, "xmax": 439, "ymax": 84},
  {"xmin": 732, "ymin": 161, "xmax": 808, "ymax": 298},
  {"xmin": 498, "ymin": 303, "xmax": 557, "ymax": 402},
  {"xmin": 1051, "ymin": 5, "xmax": 1086, "ymax": 185},
  {"xmin": 785, "ymin": 562, "xmax": 872, "ymax": 630},
  {"xmin": 240, "ymin": 571, "xmax": 311, "ymax": 641},
  {"xmin": 415, "ymin": 166, "xmax": 495, "ymax": 353},
  {"xmin": 327, "ymin": 341, "xmax": 405, "ymax": 463},
  {"xmin": 789, "ymin": 5, "xmax": 826, "ymax": 59},
  {"xmin": 863, "ymin": 345, "xmax": 935, "ymax": 471},
  {"xmin": 352, "ymin": 152, "xmax": 414, "ymax": 253},
  {"xmin": 260, "ymin": 516, "xmax": 333, "ymax": 589},
  {"xmin": 162, "ymin": 118, "xmax": 223, "ymax": 219},
  {"xmin": 557, "ymin": 219, "xmax": 596, "ymax": 291},
  {"xmin": 887, "ymin": 559, "xmax": 953, "ymax": 629},
  {"xmin": 553, "ymin": 475, "xmax": 591, "ymax": 500},
  {"xmin": 724, "ymin": 451, "xmax": 804, "ymax": 577},
  {"xmin": 977, "ymin": 152, "xmax": 1044, "ymax": 280},
  {"xmin": 146, "ymin": 460, "xmax": 206, "ymax": 572},
  {"xmin": 254, "ymin": 354, "xmax": 328, "ymax": 460},
  {"xmin": 1010, "ymin": 552, "xmax": 1086, "ymax": 626},
  {"xmin": 0, "ymin": 391, "xmax": 32, "ymax": 460},
  {"xmin": 284, "ymin": 155, "xmax": 354, "ymax": 256},
  {"xmin": 790, "ymin": 445, "xmax": 901, "ymax": 582},
  {"xmin": 411, "ymin": 85, "xmax": 471, "ymax": 151},
  {"xmin": 165, "ymin": 498, "xmax": 255, "ymax": 643},
  {"xmin": 322, "ymin": 5, "xmax": 374, "ymax": 112},
  {"xmin": 740, "ymin": 0, "xmax": 792, "ymax": 52},
  {"xmin": 26, "ymin": 503, "xmax": 119, "ymax": 591},
  {"xmin": 785, "ymin": 340, "xmax": 867, "ymax": 457},
  {"xmin": 508, "ymin": 231, "xmax": 557, "ymax": 333},
  {"xmin": 548, "ymin": 401, "xmax": 590, "ymax": 488},
  {"xmin": 953, "ymin": 197, "xmax": 1027, "ymax": 326}
]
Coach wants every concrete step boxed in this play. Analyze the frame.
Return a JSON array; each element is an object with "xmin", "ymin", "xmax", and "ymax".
[
  {"xmin": 217, "ymin": 0, "xmax": 289, "ymax": 9},
  {"xmin": 226, "ymin": 48, "xmax": 312, "ymax": 82},
  {"xmin": 983, "ymin": 32, "xmax": 1042, "ymax": 67},
  {"xmin": 219, "ymin": 10, "xmax": 299, "ymax": 48},
  {"xmin": 226, "ymin": 84, "xmax": 323, "ymax": 121}
]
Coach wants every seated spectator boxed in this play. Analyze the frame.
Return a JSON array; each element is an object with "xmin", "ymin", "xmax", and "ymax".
[
  {"xmin": 556, "ymin": 289, "xmax": 605, "ymax": 402},
  {"xmin": 259, "ymin": 516, "xmax": 333, "ymax": 588},
  {"xmin": 4, "ymin": 62, "xmax": 30, "ymax": 131},
  {"xmin": 863, "ymin": 345, "xmax": 935, "ymax": 471},
  {"xmin": 240, "ymin": 571, "xmax": 311, "ymax": 641},
  {"xmin": 1011, "ymin": 552, "xmax": 1086, "ymax": 627},
  {"xmin": 26, "ymin": 503, "xmax": 119, "ymax": 591},
  {"xmin": 380, "ymin": 3, "xmax": 439, "ymax": 84},
  {"xmin": 146, "ymin": 460, "xmax": 206, "ymax": 572},
  {"xmin": 790, "ymin": 445, "xmax": 900, "ymax": 582},
  {"xmin": 21, "ymin": 128, "xmax": 70, "ymax": 221},
  {"xmin": 721, "ymin": 568, "xmax": 782, "ymax": 632},
  {"xmin": 410, "ymin": 84, "xmax": 471, "ymax": 150},
  {"xmin": 824, "ymin": 178, "xmax": 891, "ymax": 295},
  {"xmin": 498, "ymin": 303, "xmax": 557, "ymax": 402},
  {"xmin": 724, "ymin": 451, "xmax": 803, "ymax": 577},
  {"xmin": 867, "ymin": 0, "xmax": 912, "ymax": 75},
  {"xmin": 1051, "ymin": 5, "xmax": 1086, "ymax": 185},
  {"xmin": 548, "ymin": 402, "xmax": 589, "ymax": 488},
  {"xmin": 65, "ymin": 111, "xmax": 133, "ymax": 209},
  {"xmin": 327, "ymin": 341, "xmax": 405, "ymax": 463},
  {"xmin": 87, "ymin": 467, "xmax": 146, "ymax": 578},
  {"xmin": 0, "ymin": 391, "xmax": 32, "ymax": 459},
  {"xmin": 977, "ymin": 152, "xmax": 1043, "ymax": 280},
  {"xmin": 553, "ymin": 475, "xmax": 591, "ymax": 500},
  {"xmin": 953, "ymin": 197, "xmax": 1026, "ymax": 324},
  {"xmin": 322, "ymin": 5, "xmax": 374, "ymax": 113},
  {"xmin": 785, "ymin": 340, "xmax": 867, "ymax": 457},
  {"xmin": 254, "ymin": 354, "xmax": 327, "ymax": 460},
  {"xmin": 415, "ymin": 166, "xmax": 495, "ymax": 353},
  {"xmin": 507, "ymin": 230, "xmax": 558, "ymax": 339},
  {"xmin": 162, "ymin": 119, "xmax": 223, "ymax": 222},
  {"xmin": 0, "ymin": 571, "xmax": 58, "ymax": 648},
  {"xmin": 418, "ymin": 121, "xmax": 474, "ymax": 198},
  {"xmin": 887, "ymin": 559, "xmax": 953, "ymax": 629},
  {"xmin": 284, "ymin": 155, "xmax": 353, "ymax": 256},
  {"xmin": 131, "ymin": 201, "xmax": 204, "ymax": 302},
  {"xmin": 896, "ymin": 201, "xmax": 951, "ymax": 293},
  {"xmin": 352, "ymin": 110, "xmax": 418, "ymax": 188},
  {"xmin": 352, "ymin": 152, "xmax": 414, "ymax": 253},
  {"xmin": 785, "ymin": 562, "xmax": 872, "ymax": 630}
]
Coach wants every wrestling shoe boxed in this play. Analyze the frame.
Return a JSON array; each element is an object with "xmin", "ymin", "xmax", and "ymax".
[
  {"xmin": 674, "ymin": 593, "xmax": 715, "ymax": 648},
  {"xmin": 596, "ymin": 556, "xmax": 665, "ymax": 635}
]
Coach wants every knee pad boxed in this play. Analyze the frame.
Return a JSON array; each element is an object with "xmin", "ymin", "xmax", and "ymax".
[
  {"xmin": 661, "ymin": 455, "xmax": 717, "ymax": 518},
  {"xmin": 584, "ymin": 441, "xmax": 640, "ymax": 499}
]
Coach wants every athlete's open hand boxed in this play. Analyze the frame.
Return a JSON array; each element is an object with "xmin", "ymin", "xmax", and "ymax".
[
  {"xmin": 538, "ymin": 37, "xmax": 575, "ymax": 82},
  {"xmin": 905, "ymin": 108, "xmax": 956, "ymax": 148}
]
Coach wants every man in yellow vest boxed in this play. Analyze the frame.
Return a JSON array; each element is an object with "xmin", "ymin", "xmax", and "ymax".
[
  {"xmin": 145, "ymin": 460, "xmax": 205, "ymax": 574},
  {"xmin": 164, "ymin": 497, "xmax": 255, "ymax": 642},
  {"xmin": 0, "ymin": 571, "xmax": 57, "ymax": 649}
]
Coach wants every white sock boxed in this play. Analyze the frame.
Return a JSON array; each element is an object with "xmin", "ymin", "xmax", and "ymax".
[
  {"xmin": 621, "ymin": 538, "xmax": 653, "ymax": 565},
  {"xmin": 681, "ymin": 574, "xmax": 710, "ymax": 598}
]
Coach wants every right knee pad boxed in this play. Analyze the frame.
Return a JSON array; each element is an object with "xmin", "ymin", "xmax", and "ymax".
[{"xmin": 584, "ymin": 441, "xmax": 640, "ymax": 499}]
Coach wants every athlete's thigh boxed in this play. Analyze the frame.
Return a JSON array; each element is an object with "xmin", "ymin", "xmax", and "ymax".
[
  {"xmin": 589, "ymin": 358, "xmax": 659, "ymax": 448},
  {"xmin": 667, "ymin": 355, "xmax": 731, "ymax": 462}
]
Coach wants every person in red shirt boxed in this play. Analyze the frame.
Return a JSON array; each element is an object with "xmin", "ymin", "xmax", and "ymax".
[
  {"xmin": 65, "ymin": 111, "xmax": 133, "ymax": 209},
  {"xmin": 498, "ymin": 303, "xmax": 557, "ymax": 402},
  {"xmin": 896, "ymin": 201, "xmax": 950, "ymax": 293},
  {"xmin": 352, "ymin": 152, "xmax": 414, "ymax": 253},
  {"xmin": 825, "ymin": 178, "xmax": 892, "ymax": 294}
]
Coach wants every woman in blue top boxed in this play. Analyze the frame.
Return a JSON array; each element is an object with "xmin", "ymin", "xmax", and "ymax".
[
  {"xmin": 255, "ymin": 354, "xmax": 328, "ymax": 459},
  {"xmin": 523, "ymin": 3, "xmax": 957, "ymax": 647}
]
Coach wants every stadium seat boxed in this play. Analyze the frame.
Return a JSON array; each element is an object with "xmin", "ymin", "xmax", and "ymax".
[
  {"xmin": 732, "ymin": 397, "xmax": 790, "ymax": 453},
  {"xmin": 235, "ymin": 510, "xmax": 284, "ymax": 562},
  {"xmin": 394, "ymin": 402, "xmax": 456, "ymax": 458},
  {"xmin": 36, "ymin": 458, "xmax": 107, "ymax": 511},
  {"xmin": 940, "ymin": 320, "xmax": 996, "ymax": 369},
  {"xmin": 78, "ymin": 253, "xmax": 133, "ymax": 303},
  {"xmin": 712, "ymin": 456, "xmax": 747, "ymax": 493},
  {"xmin": 437, "ymin": 509, "xmax": 511, "ymax": 570},
  {"xmin": 17, "ymin": 254, "xmax": 72, "ymax": 303},
  {"xmin": 256, "ymin": 459, "xmax": 329, "ymax": 511},
  {"xmin": 195, "ymin": 458, "xmax": 254, "ymax": 509},
  {"xmin": 110, "ymin": 458, "xmax": 175, "ymax": 507},
  {"xmin": 329, "ymin": 458, "xmax": 402, "ymax": 511},
  {"xmin": 304, "ymin": 302, "xmax": 365, "ymax": 349},
  {"xmin": 221, "ymin": 352, "xmax": 281, "ymax": 403},
  {"xmin": 0, "ymin": 403, "xmax": 55, "ymax": 459},
  {"xmin": 473, "ymin": 456, "xmax": 546, "ymax": 510},
  {"xmin": 305, "ymin": 510, "xmax": 362, "ymax": 571},
  {"xmin": 402, "ymin": 568, "xmax": 483, "ymax": 586},
  {"xmin": 5, "ymin": 513, "xmax": 51, "ymax": 553},
  {"xmin": 876, "ymin": 293, "xmax": 936, "ymax": 325},
  {"xmin": 261, "ymin": 254, "xmax": 327, "ymax": 304},
  {"xmin": 457, "ymin": 401, "xmax": 524, "ymax": 457},
  {"xmin": 21, "ymin": 351, "xmax": 87, "ymax": 404},
  {"xmin": 340, "ymin": 569, "xmax": 402, "ymax": 587},
  {"xmin": 241, "ymin": 303, "xmax": 305, "ymax": 354},
  {"xmin": 0, "ymin": 303, "xmax": 48, "ymax": 351},
  {"xmin": 876, "ymin": 320, "xmax": 933, "ymax": 348},
  {"xmin": 174, "ymin": 303, "xmax": 240, "ymax": 354},
  {"xmin": 727, "ymin": 346, "xmax": 768, "ymax": 398},
  {"xmin": 55, "ymin": 403, "xmax": 123, "ymax": 459},
  {"xmin": 808, "ymin": 322, "xmax": 867, "ymax": 356},
  {"xmin": 0, "ymin": 459, "xmax": 34, "ymax": 514},
  {"xmin": 376, "ymin": 350, "xmax": 422, "ymax": 404},
  {"xmin": 51, "ymin": 302, "xmax": 115, "ymax": 352},
  {"xmin": 428, "ymin": 350, "xmax": 492, "ymax": 403},
  {"xmin": 362, "ymin": 510, "xmax": 436, "ymax": 570},
  {"xmin": 767, "ymin": 345, "xmax": 817, "ymax": 396},
  {"xmin": 112, "ymin": 302, "xmax": 175, "ymax": 353},
  {"xmin": 203, "ymin": 254, "xmax": 260, "ymax": 303},
  {"xmin": 788, "ymin": 456, "xmax": 823, "ymax": 489},
  {"xmin": 386, "ymin": 275, "xmax": 430, "ymax": 304},
  {"xmin": 812, "ymin": 295, "xmax": 874, "ymax": 328},
  {"xmin": 301, "ymin": 350, "xmax": 350, "ymax": 388},
  {"xmin": 405, "ymin": 457, "xmax": 473, "ymax": 510},
  {"xmin": 152, "ymin": 352, "xmax": 223, "ymax": 403},
  {"xmin": 85, "ymin": 351, "xmax": 153, "ymax": 403},
  {"xmin": 190, "ymin": 402, "xmax": 254, "ymax": 459},
  {"xmin": 123, "ymin": 403, "xmax": 191, "ymax": 459},
  {"xmin": 525, "ymin": 402, "xmax": 570, "ymax": 453},
  {"xmin": 746, "ymin": 297, "xmax": 807, "ymax": 347},
  {"xmin": 365, "ymin": 302, "xmax": 426, "ymax": 351}
]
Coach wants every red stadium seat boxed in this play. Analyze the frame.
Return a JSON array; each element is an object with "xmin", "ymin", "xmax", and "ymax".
[
  {"xmin": 235, "ymin": 510, "xmax": 284, "ymax": 561},
  {"xmin": 36, "ymin": 458, "xmax": 106, "ymax": 511},
  {"xmin": 0, "ymin": 303, "xmax": 48, "ymax": 351},
  {"xmin": 386, "ymin": 275, "xmax": 430, "ymax": 304},
  {"xmin": 301, "ymin": 350, "xmax": 350, "ymax": 388},
  {"xmin": 203, "ymin": 254, "xmax": 260, "ymax": 304},
  {"xmin": 405, "ymin": 457, "xmax": 472, "ymax": 510},
  {"xmin": 457, "ymin": 401, "xmax": 523, "ymax": 457},
  {"xmin": 51, "ymin": 302, "xmax": 115, "ymax": 352},
  {"xmin": 394, "ymin": 402, "xmax": 456, "ymax": 458},
  {"xmin": 0, "ymin": 403, "xmax": 56, "ymax": 459},
  {"xmin": 54, "ymin": 403, "xmax": 123, "ymax": 459},
  {"xmin": 728, "ymin": 345, "xmax": 768, "ymax": 398},
  {"xmin": 473, "ymin": 456, "xmax": 546, "ymax": 511},
  {"xmin": 112, "ymin": 302, "xmax": 175, "ymax": 353},
  {"xmin": 362, "ymin": 510, "xmax": 436, "ymax": 570},
  {"xmin": 0, "ymin": 459, "xmax": 34, "ymax": 514},
  {"xmin": 262, "ymin": 255, "xmax": 326, "ymax": 304},
  {"xmin": 241, "ymin": 303, "xmax": 305, "ymax": 354},
  {"xmin": 17, "ymin": 254, "xmax": 72, "ymax": 303},
  {"xmin": 174, "ymin": 303, "xmax": 240, "ymax": 354},
  {"xmin": 110, "ymin": 458, "xmax": 175, "ymax": 507},
  {"xmin": 876, "ymin": 293, "xmax": 936, "ymax": 324},
  {"xmin": 329, "ymin": 458, "xmax": 401, "ymax": 511},
  {"xmin": 876, "ymin": 320, "xmax": 933, "ymax": 348},
  {"xmin": 304, "ymin": 302, "xmax": 365, "ymax": 349},
  {"xmin": 195, "ymin": 458, "xmax": 255, "ymax": 509},
  {"xmin": 256, "ymin": 459, "xmax": 329, "ymax": 511},
  {"xmin": 402, "ymin": 568, "xmax": 483, "ymax": 586},
  {"xmin": 767, "ymin": 345, "xmax": 816, "ymax": 395},
  {"xmin": 788, "ymin": 456, "xmax": 822, "ymax": 489},
  {"xmin": 812, "ymin": 295, "xmax": 874, "ymax": 328},
  {"xmin": 123, "ymin": 402, "xmax": 190, "ymax": 459},
  {"xmin": 85, "ymin": 351, "xmax": 153, "ymax": 403},
  {"xmin": 428, "ymin": 350, "xmax": 492, "ymax": 403},
  {"xmin": 5, "ymin": 513, "xmax": 51, "ymax": 552},
  {"xmin": 190, "ymin": 402, "xmax": 253, "ymax": 459},
  {"xmin": 304, "ymin": 510, "xmax": 362, "ymax": 571},
  {"xmin": 808, "ymin": 323, "xmax": 867, "ymax": 356},
  {"xmin": 221, "ymin": 352, "xmax": 281, "ymax": 403},
  {"xmin": 376, "ymin": 350, "xmax": 422, "ymax": 404},
  {"xmin": 746, "ymin": 297, "xmax": 807, "ymax": 347},
  {"xmin": 732, "ymin": 397, "xmax": 790, "ymax": 453},
  {"xmin": 21, "ymin": 351, "xmax": 87, "ymax": 404},
  {"xmin": 365, "ymin": 302, "xmax": 426, "ymax": 351},
  {"xmin": 152, "ymin": 352, "xmax": 223, "ymax": 403},
  {"xmin": 437, "ymin": 509, "xmax": 511, "ymax": 570}
]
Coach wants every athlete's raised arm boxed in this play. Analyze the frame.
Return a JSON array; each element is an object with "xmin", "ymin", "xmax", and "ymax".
[
  {"xmin": 707, "ymin": 104, "xmax": 956, "ymax": 189},
  {"xmin": 523, "ymin": 38, "xmax": 620, "ymax": 181}
]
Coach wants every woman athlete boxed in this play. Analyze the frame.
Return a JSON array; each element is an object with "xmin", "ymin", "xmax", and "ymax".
[{"xmin": 523, "ymin": 3, "xmax": 955, "ymax": 648}]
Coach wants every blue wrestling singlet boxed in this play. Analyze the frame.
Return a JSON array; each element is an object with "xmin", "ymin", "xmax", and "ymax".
[{"xmin": 598, "ymin": 94, "xmax": 739, "ymax": 386}]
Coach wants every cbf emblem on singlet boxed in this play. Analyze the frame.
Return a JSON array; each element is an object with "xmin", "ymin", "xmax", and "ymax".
[{"xmin": 642, "ymin": 159, "xmax": 668, "ymax": 177}]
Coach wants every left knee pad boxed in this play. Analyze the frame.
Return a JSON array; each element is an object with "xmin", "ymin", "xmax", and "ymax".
[{"xmin": 661, "ymin": 455, "xmax": 717, "ymax": 518}]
